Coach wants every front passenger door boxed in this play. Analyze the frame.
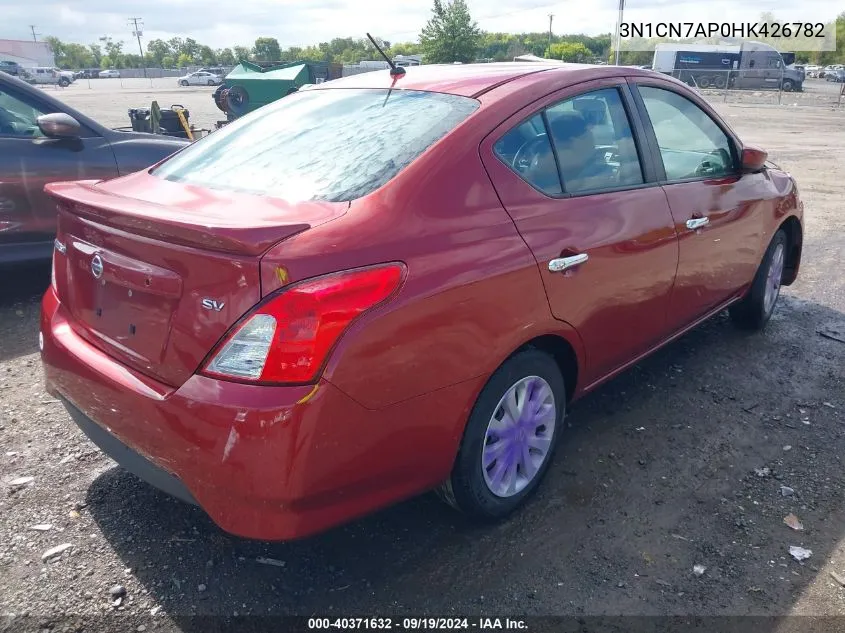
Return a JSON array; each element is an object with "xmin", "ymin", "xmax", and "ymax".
[
  {"xmin": 0, "ymin": 84, "xmax": 118, "ymax": 258},
  {"xmin": 632, "ymin": 81, "xmax": 772, "ymax": 331}
]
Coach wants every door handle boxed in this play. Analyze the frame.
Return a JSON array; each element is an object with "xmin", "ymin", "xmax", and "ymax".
[
  {"xmin": 686, "ymin": 217, "xmax": 710, "ymax": 230},
  {"xmin": 548, "ymin": 253, "xmax": 589, "ymax": 273}
]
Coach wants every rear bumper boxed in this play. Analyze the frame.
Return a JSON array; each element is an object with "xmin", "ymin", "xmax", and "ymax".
[
  {"xmin": 41, "ymin": 288, "xmax": 474, "ymax": 540},
  {"xmin": 61, "ymin": 397, "xmax": 198, "ymax": 506}
]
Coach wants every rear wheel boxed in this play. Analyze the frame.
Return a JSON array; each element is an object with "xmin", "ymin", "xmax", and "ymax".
[
  {"xmin": 439, "ymin": 349, "xmax": 565, "ymax": 519},
  {"xmin": 730, "ymin": 229, "xmax": 787, "ymax": 330},
  {"xmin": 207, "ymin": 79, "xmax": 215, "ymax": 86},
  {"xmin": 698, "ymin": 75, "xmax": 712, "ymax": 88},
  {"xmin": 713, "ymin": 74, "xmax": 727, "ymax": 88}
]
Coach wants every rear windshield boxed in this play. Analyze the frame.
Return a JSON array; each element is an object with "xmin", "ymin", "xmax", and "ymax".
[{"xmin": 152, "ymin": 88, "xmax": 479, "ymax": 202}]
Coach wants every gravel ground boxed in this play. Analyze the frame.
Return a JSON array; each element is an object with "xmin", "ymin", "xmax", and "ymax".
[{"xmin": 1, "ymin": 97, "xmax": 844, "ymax": 631}]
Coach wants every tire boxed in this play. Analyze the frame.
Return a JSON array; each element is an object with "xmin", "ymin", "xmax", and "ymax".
[
  {"xmin": 782, "ymin": 79, "xmax": 794, "ymax": 92},
  {"xmin": 225, "ymin": 85, "xmax": 250, "ymax": 117},
  {"xmin": 438, "ymin": 349, "xmax": 565, "ymax": 519},
  {"xmin": 180, "ymin": 80, "xmax": 189, "ymax": 87},
  {"xmin": 698, "ymin": 75, "xmax": 712, "ymax": 88},
  {"xmin": 207, "ymin": 79, "xmax": 215, "ymax": 86},
  {"xmin": 713, "ymin": 75, "xmax": 727, "ymax": 89},
  {"xmin": 58, "ymin": 78, "xmax": 69, "ymax": 88},
  {"xmin": 730, "ymin": 229, "xmax": 787, "ymax": 330}
]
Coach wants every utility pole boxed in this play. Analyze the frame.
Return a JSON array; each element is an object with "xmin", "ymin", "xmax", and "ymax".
[
  {"xmin": 547, "ymin": 14, "xmax": 554, "ymax": 58},
  {"xmin": 613, "ymin": 0, "xmax": 624, "ymax": 65},
  {"xmin": 29, "ymin": 25, "xmax": 38, "ymax": 42},
  {"xmin": 128, "ymin": 17, "xmax": 147, "ymax": 78}
]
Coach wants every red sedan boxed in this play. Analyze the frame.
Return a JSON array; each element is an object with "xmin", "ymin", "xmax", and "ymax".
[{"xmin": 40, "ymin": 63, "xmax": 803, "ymax": 540}]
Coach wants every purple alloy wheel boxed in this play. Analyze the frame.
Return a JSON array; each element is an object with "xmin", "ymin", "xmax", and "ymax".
[{"xmin": 482, "ymin": 375, "xmax": 556, "ymax": 498}]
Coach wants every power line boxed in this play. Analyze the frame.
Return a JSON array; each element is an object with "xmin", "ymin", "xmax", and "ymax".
[
  {"xmin": 613, "ymin": 0, "xmax": 625, "ymax": 65},
  {"xmin": 128, "ymin": 17, "xmax": 147, "ymax": 78},
  {"xmin": 29, "ymin": 25, "xmax": 38, "ymax": 42}
]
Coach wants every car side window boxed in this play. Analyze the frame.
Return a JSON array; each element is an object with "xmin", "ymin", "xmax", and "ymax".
[
  {"xmin": 494, "ymin": 113, "xmax": 562, "ymax": 195},
  {"xmin": 545, "ymin": 88, "xmax": 643, "ymax": 194},
  {"xmin": 638, "ymin": 86, "xmax": 736, "ymax": 181},
  {"xmin": 0, "ymin": 88, "xmax": 46, "ymax": 137}
]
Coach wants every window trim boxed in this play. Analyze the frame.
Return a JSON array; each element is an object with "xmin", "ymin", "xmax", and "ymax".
[
  {"xmin": 628, "ymin": 79, "xmax": 742, "ymax": 185},
  {"xmin": 489, "ymin": 81, "xmax": 661, "ymax": 200}
]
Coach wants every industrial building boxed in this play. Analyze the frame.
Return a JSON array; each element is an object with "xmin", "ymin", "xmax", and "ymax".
[{"xmin": 0, "ymin": 39, "xmax": 55, "ymax": 68}]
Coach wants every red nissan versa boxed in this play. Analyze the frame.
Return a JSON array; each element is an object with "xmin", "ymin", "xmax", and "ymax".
[{"xmin": 40, "ymin": 63, "xmax": 803, "ymax": 541}]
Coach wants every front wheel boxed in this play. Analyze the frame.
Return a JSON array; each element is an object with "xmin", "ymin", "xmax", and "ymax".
[
  {"xmin": 207, "ymin": 79, "xmax": 215, "ymax": 86},
  {"xmin": 782, "ymin": 79, "xmax": 795, "ymax": 92},
  {"xmin": 730, "ymin": 229, "xmax": 787, "ymax": 330},
  {"xmin": 180, "ymin": 80, "xmax": 189, "ymax": 86},
  {"xmin": 438, "ymin": 349, "xmax": 565, "ymax": 519},
  {"xmin": 59, "ymin": 78, "xmax": 69, "ymax": 88}
]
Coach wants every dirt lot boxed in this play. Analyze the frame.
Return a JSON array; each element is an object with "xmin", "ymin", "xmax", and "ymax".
[{"xmin": 1, "ymin": 92, "xmax": 845, "ymax": 631}]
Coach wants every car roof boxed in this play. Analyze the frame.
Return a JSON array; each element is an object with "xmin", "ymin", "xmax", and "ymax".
[{"xmin": 310, "ymin": 62, "xmax": 649, "ymax": 98}]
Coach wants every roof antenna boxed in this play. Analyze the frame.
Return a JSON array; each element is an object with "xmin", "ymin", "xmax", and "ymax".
[{"xmin": 367, "ymin": 33, "xmax": 405, "ymax": 76}]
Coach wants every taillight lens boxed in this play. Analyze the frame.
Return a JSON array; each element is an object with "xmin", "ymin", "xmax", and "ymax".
[{"xmin": 201, "ymin": 263, "xmax": 405, "ymax": 384}]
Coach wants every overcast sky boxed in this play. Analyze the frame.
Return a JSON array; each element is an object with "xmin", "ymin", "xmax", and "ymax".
[{"xmin": 2, "ymin": 0, "xmax": 837, "ymax": 50}]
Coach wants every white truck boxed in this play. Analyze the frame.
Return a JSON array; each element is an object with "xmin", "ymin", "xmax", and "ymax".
[
  {"xmin": 652, "ymin": 41, "xmax": 804, "ymax": 92},
  {"xmin": 24, "ymin": 67, "xmax": 76, "ymax": 87}
]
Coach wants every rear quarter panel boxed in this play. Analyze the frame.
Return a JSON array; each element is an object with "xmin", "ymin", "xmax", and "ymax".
[{"xmin": 258, "ymin": 97, "xmax": 586, "ymax": 414}]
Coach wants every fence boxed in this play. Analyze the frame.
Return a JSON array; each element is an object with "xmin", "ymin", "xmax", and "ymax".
[
  {"xmin": 91, "ymin": 66, "xmax": 236, "ymax": 79},
  {"xmin": 664, "ymin": 67, "xmax": 845, "ymax": 108}
]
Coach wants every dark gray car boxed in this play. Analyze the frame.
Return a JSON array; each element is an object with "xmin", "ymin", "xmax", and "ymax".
[{"xmin": 0, "ymin": 72, "xmax": 189, "ymax": 265}]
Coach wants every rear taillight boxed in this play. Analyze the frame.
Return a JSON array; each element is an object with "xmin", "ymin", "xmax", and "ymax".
[{"xmin": 201, "ymin": 263, "xmax": 405, "ymax": 384}]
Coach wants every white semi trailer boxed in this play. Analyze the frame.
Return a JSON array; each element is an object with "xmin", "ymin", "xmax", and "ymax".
[{"xmin": 652, "ymin": 41, "xmax": 804, "ymax": 92}]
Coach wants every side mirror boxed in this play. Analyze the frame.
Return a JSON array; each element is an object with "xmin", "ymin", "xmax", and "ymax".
[
  {"xmin": 740, "ymin": 145, "xmax": 768, "ymax": 173},
  {"xmin": 37, "ymin": 112, "xmax": 81, "ymax": 139}
]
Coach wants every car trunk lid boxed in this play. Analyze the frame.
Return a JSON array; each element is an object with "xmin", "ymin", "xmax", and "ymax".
[{"xmin": 47, "ymin": 172, "xmax": 347, "ymax": 386}]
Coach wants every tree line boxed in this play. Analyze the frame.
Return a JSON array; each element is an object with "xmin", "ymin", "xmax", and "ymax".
[{"xmin": 44, "ymin": 0, "xmax": 845, "ymax": 70}]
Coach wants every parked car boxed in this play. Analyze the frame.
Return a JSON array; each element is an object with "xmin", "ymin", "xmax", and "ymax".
[
  {"xmin": 0, "ymin": 72, "xmax": 189, "ymax": 265},
  {"xmin": 0, "ymin": 60, "xmax": 22, "ymax": 76},
  {"xmin": 178, "ymin": 71, "xmax": 223, "ymax": 86},
  {"xmin": 81, "ymin": 68, "xmax": 100, "ymax": 79},
  {"xmin": 805, "ymin": 64, "xmax": 821, "ymax": 78},
  {"xmin": 198, "ymin": 67, "xmax": 228, "ymax": 77},
  {"xmin": 825, "ymin": 69, "xmax": 845, "ymax": 82},
  {"xmin": 98, "ymin": 69, "xmax": 120, "ymax": 78},
  {"xmin": 40, "ymin": 63, "xmax": 803, "ymax": 541},
  {"xmin": 820, "ymin": 64, "xmax": 843, "ymax": 79},
  {"xmin": 27, "ymin": 67, "xmax": 74, "ymax": 87}
]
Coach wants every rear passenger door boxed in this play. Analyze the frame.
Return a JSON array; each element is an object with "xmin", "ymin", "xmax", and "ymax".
[{"xmin": 481, "ymin": 78, "xmax": 680, "ymax": 385}]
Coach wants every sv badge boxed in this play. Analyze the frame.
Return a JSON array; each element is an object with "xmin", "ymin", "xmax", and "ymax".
[{"xmin": 201, "ymin": 298, "xmax": 225, "ymax": 312}]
